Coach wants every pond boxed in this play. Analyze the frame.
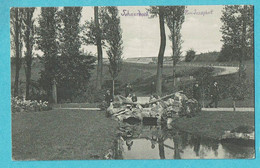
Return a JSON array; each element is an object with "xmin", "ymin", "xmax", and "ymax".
[{"xmin": 114, "ymin": 122, "xmax": 255, "ymax": 159}]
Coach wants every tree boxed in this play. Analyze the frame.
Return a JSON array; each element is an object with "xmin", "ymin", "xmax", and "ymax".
[
  {"xmin": 165, "ymin": 6, "xmax": 185, "ymax": 86},
  {"xmin": 220, "ymin": 5, "xmax": 254, "ymax": 77},
  {"xmin": 82, "ymin": 7, "xmax": 106, "ymax": 90},
  {"xmin": 103, "ymin": 7, "xmax": 123, "ymax": 97},
  {"xmin": 36, "ymin": 7, "xmax": 59, "ymax": 102},
  {"xmin": 58, "ymin": 7, "xmax": 95, "ymax": 101},
  {"xmin": 10, "ymin": 8, "xmax": 24, "ymax": 97},
  {"xmin": 148, "ymin": 6, "xmax": 167, "ymax": 96},
  {"xmin": 23, "ymin": 7, "xmax": 35, "ymax": 99},
  {"xmin": 185, "ymin": 49, "xmax": 196, "ymax": 62}
]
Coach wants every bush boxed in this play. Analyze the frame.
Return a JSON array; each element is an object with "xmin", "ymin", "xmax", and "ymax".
[
  {"xmin": 11, "ymin": 97, "xmax": 52, "ymax": 113},
  {"xmin": 70, "ymin": 83, "xmax": 106, "ymax": 103},
  {"xmin": 185, "ymin": 49, "xmax": 196, "ymax": 62}
]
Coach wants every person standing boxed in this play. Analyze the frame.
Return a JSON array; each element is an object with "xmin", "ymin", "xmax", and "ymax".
[
  {"xmin": 105, "ymin": 90, "xmax": 113, "ymax": 106},
  {"xmin": 193, "ymin": 81, "xmax": 201, "ymax": 107},
  {"xmin": 125, "ymin": 83, "xmax": 132, "ymax": 97},
  {"xmin": 132, "ymin": 93, "xmax": 137, "ymax": 102},
  {"xmin": 151, "ymin": 81, "xmax": 155, "ymax": 95},
  {"xmin": 208, "ymin": 81, "xmax": 220, "ymax": 108}
]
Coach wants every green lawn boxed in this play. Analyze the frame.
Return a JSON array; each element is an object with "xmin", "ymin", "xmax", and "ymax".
[
  {"xmin": 12, "ymin": 109, "xmax": 118, "ymax": 160},
  {"xmin": 172, "ymin": 111, "xmax": 254, "ymax": 139}
]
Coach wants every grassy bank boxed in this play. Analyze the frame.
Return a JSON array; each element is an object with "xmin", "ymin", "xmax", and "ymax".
[
  {"xmin": 12, "ymin": 109, "xmax": 118, "ymax": 160},
  {"xmin": 172, "ymin": 111, "xmax": 254, "ymax": 139}
]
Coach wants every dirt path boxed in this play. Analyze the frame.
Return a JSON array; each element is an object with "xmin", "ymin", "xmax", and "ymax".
[
  {"xmin": 211, "ymin": 65, "xmax": 239, "ymax": 76},
  {"xmin": 202, "ymin": 107, "xmax": 254, "ymax": 112}
]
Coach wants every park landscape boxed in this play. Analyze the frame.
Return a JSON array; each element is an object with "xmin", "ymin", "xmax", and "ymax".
[{"xmin": 11, "ymin": 5, "xmax": 254, "ymax": 160}]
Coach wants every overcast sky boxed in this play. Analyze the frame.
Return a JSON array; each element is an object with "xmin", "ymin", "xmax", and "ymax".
[{"xmin": 32, "ymin": 5, "xmax": 224, "ymax": 58}]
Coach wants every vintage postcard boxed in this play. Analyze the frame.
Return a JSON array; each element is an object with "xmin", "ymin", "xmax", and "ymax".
[{"xmin": 7, "ymin": 2, "xmax": 256, "ymax": 164}]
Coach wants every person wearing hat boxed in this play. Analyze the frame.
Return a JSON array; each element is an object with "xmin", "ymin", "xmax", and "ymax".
[
  {"xmin": 208, "ymin": 81, "xmax": 220, "ymax": 108},
  {"xmin": 131, "ymin": 93, "xmax": 138, "ymax": 102},
  {"xmin": 193, "ymin": 80, "xmax": 201, "ymax": 107},
  {"xmin": 125, "ymin": 83, "xmax": 132, "ymax": 97},
  {"xmin": 105, "ymin": 90, "xmax": 113, "ymax": 106}
]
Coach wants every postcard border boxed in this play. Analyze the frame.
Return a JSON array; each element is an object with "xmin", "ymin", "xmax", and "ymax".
[{"xmin": 0, "ymin": 0, "xmax": 259, "ymax": 168}]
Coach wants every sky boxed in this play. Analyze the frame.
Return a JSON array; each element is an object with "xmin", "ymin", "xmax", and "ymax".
[
  {"xmin": 80, "ymin": 5, "xmax": 224, "ymax": 58},
  {"xmin": 30, "ymin": 5, "xmax": 224, "ymax": 58}
]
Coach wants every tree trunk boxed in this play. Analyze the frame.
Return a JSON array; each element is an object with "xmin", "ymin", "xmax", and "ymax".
[
  {"xmin": 14, "ymin": 62, "xmax": 20, "ymax": 97},
  {"xmin": 202, "ymin": 86, "xmax": 205, "ymax": 108},
  {"xmin": 52, "ymin": 79, "xmax": 57, "ymax": 104},
  {"xmin": 112, "ymin": 79, "xmax": 115, "ymax": 98},
  {"xmin": 14, "ymin": 8, "xmax": 21, "ymax": 97},
  {"xmin": 156, "ymin": 6, "xmax": 166, "ymax": 96},
  {"xmin": 239, "ymin": 5, "xmax": 247, "ymax": 79},
  {"xmin": 95, "ymin": 6, "xmax": 103, "ymax": 90},
  {"xmin": 172, "ymin": 37, "xmax": 176, "ymax": 87},
  {"xmin": 25, "ymin": 65, "xmax": 31, "ymax": 99},
  {"xmin": 24, "ymin": 9, "xmax": 34, "ymax": 100},
  {"xmin": 171, "ymin": 21, "xmax": 176, "ymax": 87}
]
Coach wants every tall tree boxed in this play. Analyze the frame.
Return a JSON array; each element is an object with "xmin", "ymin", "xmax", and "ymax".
[
  {"xmin": 10, "ymin": 8, "xmax": 24, "ymax": 97},
  {"xmin": 103, "ymin": 7, "xmax": 123, "ymax": 97},
  {"xmin": 58, "ymin": 7, "xmax": 95, "ymax": 101},
  {"xmin": 95, "ymin": 7, "xmax": 103, "ymax": 90},
  {"xmin": 37, "ymin": 7, "xmax": 59, "ymax": 102},
  {"xmin": 23, "ymin": 7, "xmax": 35, "ymax": 99},
  {"xmin": 165, "ymin": 6, "xmax": 185, "ymax": 87},
  {"xmin": 82, "ymin": 7, "xmax": 106, "ymax": 90},
  {"xmin": 148, "ymin": 6, "xmax": 167, "ymax": 96},
  {"xmin": 220, "ymin": 5, "xmax": 254, "ymax": 77}
]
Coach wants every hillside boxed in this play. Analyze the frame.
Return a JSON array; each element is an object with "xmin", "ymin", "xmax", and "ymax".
[
  {"xmin": 192, "ymin": 51, "xmax": 219, "ymax": 62},
  {"xmin": 11, "ymin": 59, "xmax": 199, "ymax": 97}
]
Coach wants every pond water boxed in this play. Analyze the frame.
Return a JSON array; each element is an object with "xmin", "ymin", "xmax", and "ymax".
[{"xmin": 114, "ymin": 122, "xmax": 255, "ymax": 159}]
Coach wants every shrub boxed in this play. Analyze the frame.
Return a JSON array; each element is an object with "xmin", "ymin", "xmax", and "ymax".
[{"xmin": 185, "ymin": 49, "xmax": 196, "ymax": 62}]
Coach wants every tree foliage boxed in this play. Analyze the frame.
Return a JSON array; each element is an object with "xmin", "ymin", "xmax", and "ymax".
[
  {"xmin": 57, "ymin": 7, "xmax": 95, "ymax": 101},
  {"xmin": 23, "ymin": 7, "xmax": 35, "ymax": 99},
  {"xmin": 219, "ymin": 5, "xmax": 254, "ymax": 62},
  {"xmin": 82, "ymin": 7, "xmax": 106, "ymax": 46},
  {"xmin": 165, "ymin": 6, "xmax": 185, "ymax": 64},
  {"xmin": 10, "ymin": 8, "xmax": 24, "ymax": 96},
  {"xmin": 36, "ymin": 7, "xmax": 96, "ymax": 102},
  {"xmin": 82, "ymin": 7, "xmax": 107, "ymax": 90},
  {"xmin": 165, "ymin": 6, "xmax": 185, "ymax": 86},
  {"xmin": 103, "ymin": 6, "xmax": 123, "ymax": 96},
  {"xmin": 185, "ymin": 49, "xmax": 196, "ymax": 62},
  {"xmin": 36, "ymin": 7, "xmax": 60, "ymax": 101},
  {"xmin": 147, "ymin": 6, "xmax": 167, "ymax": 96}
]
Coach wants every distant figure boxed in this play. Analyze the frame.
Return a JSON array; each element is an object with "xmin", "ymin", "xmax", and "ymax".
[
  {"xmin": 149, "ymin": 95, "xmax": 156, "ymax": 101},
  {"xmin": 125, "ymin": 83, "xmax": 132, "ymax": 97},
  {"xmin": 151, "ymin": 82, "xmax": 155, "ymax": 95},
  {"xmin": 126, "ymin": 94, "xmax": 132, "ymax": 102},
  {"xmin": 208, "ymin": 81, "xmax": 220, "ymax": 108},
  {"xmin": 193, "ymin": 81, "xmax": 201, "ymax": 106},
  {"xmin": 105, "ymin": 90, "xmax": 113, "ymax": 106},
  {"xmin": 132, "ymin": 93, "xmax": 137, "ymax": 102}
]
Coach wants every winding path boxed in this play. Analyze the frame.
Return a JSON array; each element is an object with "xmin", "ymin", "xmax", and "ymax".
[{"xmin": 211, "ymin": 65, "xmax": 239, "ymax": 76}]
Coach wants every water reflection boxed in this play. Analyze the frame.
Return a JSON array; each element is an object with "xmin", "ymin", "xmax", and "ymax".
[{"xmin": 115, "ymin": 122, "xmax": 254, "ymax": 159}]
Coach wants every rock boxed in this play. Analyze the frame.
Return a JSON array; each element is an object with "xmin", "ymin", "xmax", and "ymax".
[
  {"xmin": 107, "ymin": 92, "xmax": 200, "ymax": 124},
  {"xmin": 221, "ymin": 125, "xmax": 255, "ymax": 140}
]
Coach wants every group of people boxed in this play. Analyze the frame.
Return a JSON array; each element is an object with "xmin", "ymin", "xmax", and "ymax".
[
  {"xmin": 105, "ymin": 81, "xmax": 220, "ymax": 108},
  {"xmin": 192, "ymin": 80, "xmax": 220, "ymax": 108},
  {"xmin": 104, "ymin": 83, "xmax": 138, "ymax": 106},
  {"xmin": 125, "ymin": 84, "xmax": 138, "ymax": 103}
]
